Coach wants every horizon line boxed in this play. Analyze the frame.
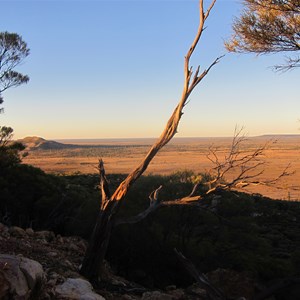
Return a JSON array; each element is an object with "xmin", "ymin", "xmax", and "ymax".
[{"xmin": 16, "ymin": 133, "xmax": 300, "ymax": 142}]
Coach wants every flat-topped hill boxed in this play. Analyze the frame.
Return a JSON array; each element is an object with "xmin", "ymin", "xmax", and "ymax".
[{"xmin": 17, "ymin": 136, "xmax": 77, "ymax": 151}]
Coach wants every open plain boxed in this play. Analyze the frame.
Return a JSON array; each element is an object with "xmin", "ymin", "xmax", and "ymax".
[{"xmin": 22, "ymin": 135, "xmax": 300, "ymax": 201}]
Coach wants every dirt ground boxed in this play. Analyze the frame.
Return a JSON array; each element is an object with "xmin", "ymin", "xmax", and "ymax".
[{"xmin": 22, "ymin": 136, "xmax": 300, "ymax": 201}]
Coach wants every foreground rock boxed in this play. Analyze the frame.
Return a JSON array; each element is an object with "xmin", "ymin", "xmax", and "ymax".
[
  {"xmin": 0, "ymin": 222, "xmax": 277, "ymax": 299},
  {"xmin": 55, "ymin": 278, "xmax": 105, "ymax": 300},
  {"xmin": 0, "ymin": 254, "xmax": 44, "ymax": 299},
  {"xmin": 0, "ymin": 223, "xmax": 87, "ymax": 278}
]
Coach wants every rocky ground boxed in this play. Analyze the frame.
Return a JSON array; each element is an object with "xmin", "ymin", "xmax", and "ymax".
[{"xmin": 0, "ymin": 223, "xmax": 268, "ymax": 300}]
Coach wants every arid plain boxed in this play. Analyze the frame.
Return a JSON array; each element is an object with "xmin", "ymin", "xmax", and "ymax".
[{"xmin": 22, "ymin": 135, "xmax": 300, "ymax": 201}]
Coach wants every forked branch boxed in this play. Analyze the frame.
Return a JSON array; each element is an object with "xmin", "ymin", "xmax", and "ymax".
[
  {"xmin": 107, "ymin": 0, "xmax": 222, "ymax": 205},
  {"xmin": 115, "ymin": 185, "xmax": 163, "ymax": 226}
]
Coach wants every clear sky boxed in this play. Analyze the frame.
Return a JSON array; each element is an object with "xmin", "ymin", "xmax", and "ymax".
[{"xmin": 1, "ymin": 0, "xmax": 299, "ymax": 139}]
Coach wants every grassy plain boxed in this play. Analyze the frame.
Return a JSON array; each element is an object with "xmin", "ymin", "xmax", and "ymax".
[{"xmin": 22, "ymin": 136, "xmax": 300, "ymax": 200}]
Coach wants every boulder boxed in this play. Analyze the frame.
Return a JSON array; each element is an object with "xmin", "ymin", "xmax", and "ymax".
[
  {"xmin": 0, "ymin": 271, "xmax": 10, "ymax": 299},
  {"xmin": 25, "ymin": 228, "xmax": 34, "ymax": 236},
  {"xmin": 68, "ymin": 242, "xmax": 80, "ymax": 252},
  {"xmin": 9, "ymin": 226, "xmax": 26, "ymax": 238},
  {"xmin": 186, "ymin": 283, "xmax": 207, "ymax": 298},
  {"xmin": 167, "ymin": 288, "xmax": 185, "ymax": 299},
  {"xmin": 0, "ymin": 254, "xmax": 44, "ymax": 299},
  {"xmin": 55, "ymin": 278, "xmax": 105, "ymax": 300},
  {"xmin": 142, "ymin": 291, "xmax": 173, "ymax": 300},
  {"xmin": 19, "ymin": 256, "xmax": 44, "ymax": 289},
  {"xmin": 35, "ymin": 230, "xmax": 55, "ymax": 242}
]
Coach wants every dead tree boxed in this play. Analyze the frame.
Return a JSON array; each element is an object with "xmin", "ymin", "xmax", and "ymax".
[
  {"xmin": 139, "ymin": 129, "xmax": 292, "ymax": 213},
  {"xmin": 80, "ymin": 0, "xmax": 222, "ymax": 282},
  {"xmin": 204, "ymin": 126, "xmax": 293, "ymax": 194}
]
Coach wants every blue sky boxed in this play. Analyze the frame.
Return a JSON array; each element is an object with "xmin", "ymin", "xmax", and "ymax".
[{"xmin": 1, "ymin": 0, "xmax": 299, "ymax": 139}]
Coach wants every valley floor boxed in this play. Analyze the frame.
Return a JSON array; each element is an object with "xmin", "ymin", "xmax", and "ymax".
[{"xmin": 23, "ymin": 136, "xmax": 300, "ymax": 200}]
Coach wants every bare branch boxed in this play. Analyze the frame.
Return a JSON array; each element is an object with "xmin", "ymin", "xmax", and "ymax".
[
  {"xmin": 174, "ymin": 249, "xmax": 225, "ymax": 300},
  {"xmin": 161, "ymin": 196, "xmax": 202, "ymax": 206},
  {"xmin": 188, "ymin": 183, "xmax": 201, "ymax": 197},
  {"xmin": 115, "ymin": 185, "xmax": 163, "ymax": 226},
  {"xmin": 273, "ymin": 56, "xmax": 300, "ymax": 72},
  {"xmin": 98, "ymin": 159, "xmax": 110, "ymax": 208},
  {"xmin": 239, "ymin": 163, "xmax": 295, "ymax": 188}
]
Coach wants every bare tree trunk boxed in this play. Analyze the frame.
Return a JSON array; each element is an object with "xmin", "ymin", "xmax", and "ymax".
[
  {"xmin": 80, "ymin": 159, "xmax": 119, "ymax": 282},
  {"xmin": 80, "ymin": 0, "xmax": 221, "ymax": 282},
  {"xmin": 80, "ymin": 185, "xmax": 162, "ymax": 281},
  {"xmin": 80, "ymin": 201, "xmax": 115, "ymax": 282}
]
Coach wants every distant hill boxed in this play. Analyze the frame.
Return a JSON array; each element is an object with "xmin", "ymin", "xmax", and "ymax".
[{"xmin": 17, "ymin": 136, "xmax": 78, "ymax": 151}]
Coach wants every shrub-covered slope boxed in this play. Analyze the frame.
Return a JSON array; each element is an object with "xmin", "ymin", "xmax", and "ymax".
[{"xmin": 1, "ymin": 164, "xmax": 300, "ymax": 294}]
